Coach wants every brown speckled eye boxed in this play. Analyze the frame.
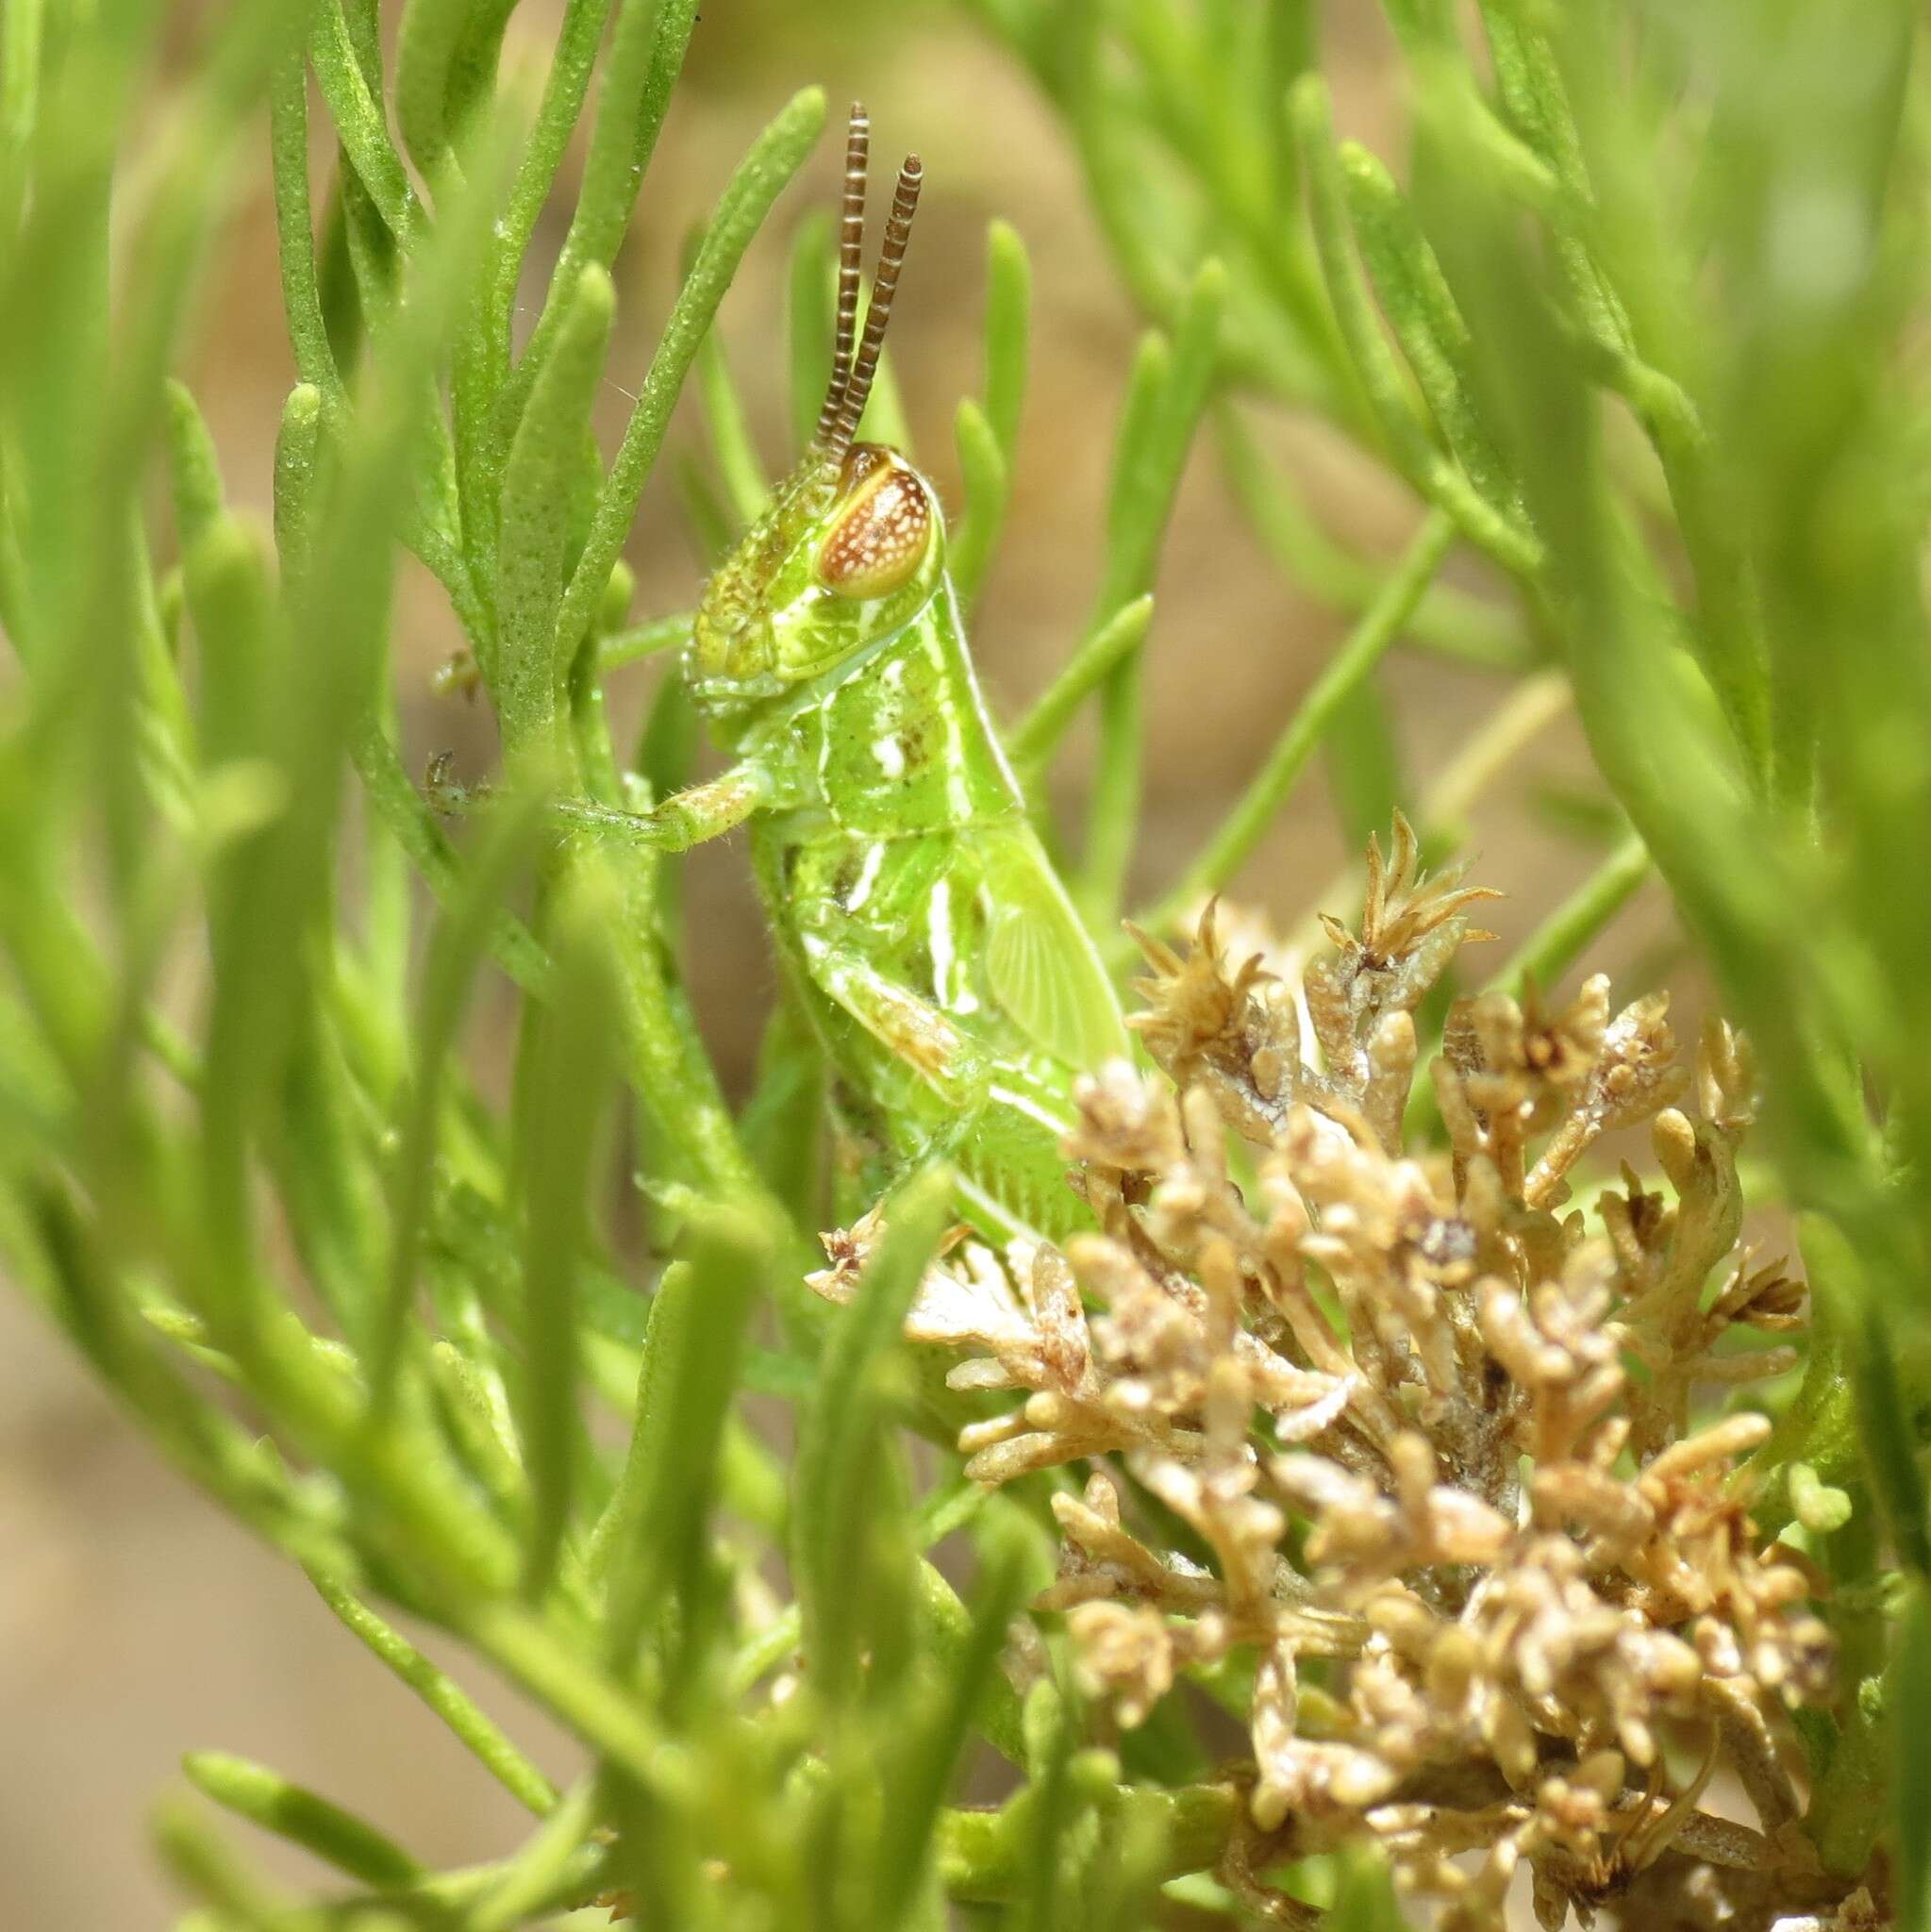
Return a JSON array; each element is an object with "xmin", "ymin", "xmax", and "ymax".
[{"xmin": 816, "ymin": 457, "xmax": 934, "ymax": 599}]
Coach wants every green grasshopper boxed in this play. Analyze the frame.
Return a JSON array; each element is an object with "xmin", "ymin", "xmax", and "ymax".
[{"xmin": 562, "ymin": 105, "xmax": 1127, "ymax": 1242}]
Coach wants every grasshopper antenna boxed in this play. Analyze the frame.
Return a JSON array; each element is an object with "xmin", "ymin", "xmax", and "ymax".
[
  {"xmin": 814, "ymin": 101, "xmax": 871, "ymax": 447},
  {"xmin": 824, "ymin": 146, "xmax": 923, "ymax": 458}
]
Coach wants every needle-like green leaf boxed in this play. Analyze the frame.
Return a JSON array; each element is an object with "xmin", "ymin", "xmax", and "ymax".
[
  {"xmin": 949, "ymin": 395, "xmax": 1008, "ymax": 611},
  {"xmin": 181, "ymin": 1752, "xmax": 423, "ymax": 1890},
  {"xmin": 514, "ymin": 855, "xmax": 625, "ymax": 1600},
  {"xmin": 552, "ymin": 85, "xmax": 825, "ymax": 666},
  {"xmin": 1080, "ymin": 260, "xmax": 1224, "ymax": 924},
  {"xmin": 792, "ymin": 1163, "xmax": 952, "ymax": 1707},
  {"xmin": 1140, "ymin": 509, "xmax": 1457, "ymax": 935},
  {"xmin": 308, "ymin": 2, "xmax": 424, "ymax": 245},
  {"xmin": 395, "ymin": 0, "xmax": 470, "ymax": 191},
  {"xmin": 495, "ymin": 263, "xmax": 615, "ymax": 762},
  {"xmin": 595, "ymin": 1204, "xmax": 773, "ymax": 1659},
  {"xmin": 980, "ymin": 218, "xmax": 1032, "ymax": 463}
]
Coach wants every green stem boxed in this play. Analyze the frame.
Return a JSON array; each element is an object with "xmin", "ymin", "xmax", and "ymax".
[
  {"xmin": 459, "ymin": 1599, "xmax": 690, "ymax": 1803},
  {"xmin": 1139, "ymin": 510, "xmax": 1457, "ymax": 938},
  {"xmin": 308, "ymin": 1572, "xmax": 560, "ymax": 1816},
  {"xmin": 1078, "ymin": 264, "xmax": 1224, "ymax": 927},
  {"xmin": 461, "ymin": 1779, "xmax": 602, "ymax": 1932},
  {"xmin": 1487, "ymin": 825, "xmax": 1651, "ymax": 994},
  {"xmin": 1008, "ymin": 596, "xmax": 1156, "ymax": 774},
  {"xmin": 308, "ymin": 1, "xmax": 424, "ymax": 245},
  {"xmin": 938, "ymin": 1781, "xmax": 1238, "ymax": 1903},
  {"xmin": 491, "ymin": 0, "xmax": 699, "ymax": 452}
]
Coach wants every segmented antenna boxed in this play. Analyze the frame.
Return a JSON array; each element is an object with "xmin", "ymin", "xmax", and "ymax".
[
  {"xmin": 813, "ymin": 103, "xmax": 871, "ymax": 446},
  {"xmin": 814, "ymin": 104, "xmax": 923, "ymax": 459}
]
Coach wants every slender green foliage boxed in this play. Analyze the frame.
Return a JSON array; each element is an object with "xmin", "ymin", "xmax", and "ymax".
[
  {"xmin": 1140, "ymin": 510, "xmax": 1457, "ymax": 935},
  {"xmin": 4, "ymin": 3, "xmax": 1928, "ymax": 1925},
  {"xmin": 181, "ymin": 1752, "xmax": 423, "ymax": 1890}
]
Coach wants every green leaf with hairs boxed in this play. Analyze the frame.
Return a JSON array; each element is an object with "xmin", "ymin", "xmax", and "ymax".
[
  {"xmin": 495, "ymin": 263, "xmax": 615, "ymax": 762},
  {"xmin": 792, "ymin": 1162, "xmax": 952, "ymax": 1707},
  {"xmin": 513, "ymin": 854, "xmax": 625, "ymax": 1600},
  {"xmin": 181, "ymin": 1752, "xmax": 422, "ymax": 1890}
]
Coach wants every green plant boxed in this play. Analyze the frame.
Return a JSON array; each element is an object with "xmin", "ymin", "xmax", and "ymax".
[
  {"xmin": 862, "ymin": 854, "xmax": 1839, "ymax": 1927},
  {"xmin": 962, "ymin": 0, "xmax": 1931, "ymax": 1911},
  {"xmin": 0, "ymin": 1, "xmax": 1925, "ymax": 1927},
  {"xmin": 0, "ymin": 2, "xmax": 1223, "ymax": 1924}
]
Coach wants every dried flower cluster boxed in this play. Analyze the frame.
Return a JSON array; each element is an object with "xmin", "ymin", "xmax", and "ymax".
[{"xmin": 811, "ymin": 821, "xmax": 1844, "ymax": 1929}]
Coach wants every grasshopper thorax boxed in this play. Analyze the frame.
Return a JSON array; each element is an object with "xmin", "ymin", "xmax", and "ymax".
[{"xmin": 687, "ymin": 104, "xmax": 941, "ymax": 739}]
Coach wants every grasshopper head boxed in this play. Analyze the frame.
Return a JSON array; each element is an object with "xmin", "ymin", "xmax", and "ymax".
[
  {"xmin": 688, "ymin": 106, "xmax": 941, "ymax": 725},
  {"xmin": 691, "ymin": 442, "xmax": 943, "ymax": 710}
]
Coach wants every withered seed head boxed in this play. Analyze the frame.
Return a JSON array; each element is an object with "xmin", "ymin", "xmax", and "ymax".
[{"xmin": 807, "ymin": 819, "xmax": 1837, "ymax": 1928}]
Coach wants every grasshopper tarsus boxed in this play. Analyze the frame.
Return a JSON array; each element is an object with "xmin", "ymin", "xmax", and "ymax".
[{"xmin": 424, "ymin": 749, "xmax": 491, "ymax": 819}]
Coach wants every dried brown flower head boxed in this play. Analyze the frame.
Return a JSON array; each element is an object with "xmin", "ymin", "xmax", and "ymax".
[{"xmin": 809, "ymin": 819, "xmax": 1839, "ymax": 1929}]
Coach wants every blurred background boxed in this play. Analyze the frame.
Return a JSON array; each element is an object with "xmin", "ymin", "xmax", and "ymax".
[{"xmin": 0, "ymin": 3, "xmax": 1682, "ymax": 1922}]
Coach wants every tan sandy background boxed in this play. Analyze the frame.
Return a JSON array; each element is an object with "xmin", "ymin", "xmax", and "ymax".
[{"xmin": 0, "ymin": 4, "xmax": 1679, "ymax": 1924}]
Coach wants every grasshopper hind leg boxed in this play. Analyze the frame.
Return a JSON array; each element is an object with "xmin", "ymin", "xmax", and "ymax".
[{"xmin": 791, "ymin": 915, "xmax": 1090, "ymax": 1247}]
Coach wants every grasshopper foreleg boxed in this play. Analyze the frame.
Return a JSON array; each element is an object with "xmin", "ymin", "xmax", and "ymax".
[
  {"xmin": 426, "ymin": 754, "xmax": 774, "ymax": 851},
  {"xmin": 559, "ymin": 764, "xmax": 775, "ymax": 850}
]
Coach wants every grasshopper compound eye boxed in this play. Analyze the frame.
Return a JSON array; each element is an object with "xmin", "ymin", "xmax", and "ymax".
[{"xmin": 817, "ymin": 447, "xmax": 933, "ymax": 598}]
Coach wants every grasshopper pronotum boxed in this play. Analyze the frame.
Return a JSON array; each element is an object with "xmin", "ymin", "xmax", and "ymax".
[{"xmin": 532, "ymin": 104, "xmax": 1130, "ymax": 1241}]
